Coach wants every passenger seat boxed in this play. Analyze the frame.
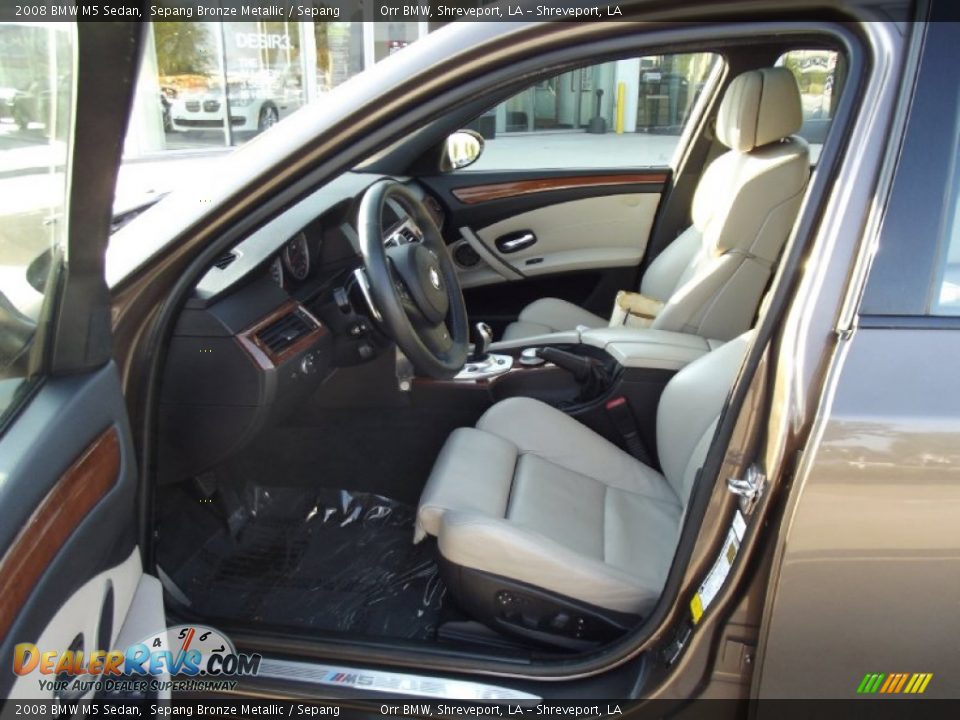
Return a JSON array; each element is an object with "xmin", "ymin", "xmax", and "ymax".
[{"xmin": 502, "ymin": 67, "xmax": 810, "ymax": 343}]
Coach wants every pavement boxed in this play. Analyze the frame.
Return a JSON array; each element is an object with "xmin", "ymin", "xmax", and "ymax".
[{"xmin": 472, "ymin": 131, "xmax": 681, "ymax": 170}]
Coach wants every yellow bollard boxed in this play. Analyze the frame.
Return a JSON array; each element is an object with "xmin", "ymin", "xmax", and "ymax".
[{"xmin": 615, "ymin": 81, "xmax": 626, "ymax": 134}]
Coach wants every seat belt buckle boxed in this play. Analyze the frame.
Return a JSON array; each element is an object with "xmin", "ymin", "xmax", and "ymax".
[{"xmin": 605, "ymin": 396, "xmax": 649, "ymax": 461}]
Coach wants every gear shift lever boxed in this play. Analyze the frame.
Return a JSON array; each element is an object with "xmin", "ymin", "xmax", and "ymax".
[
  {"xmin": 455, "ymin": 321, "xmax": 513, "ymax": 380},
  {"xmin": 469, "ymin": 321, "xmax": 493, "ymax": 362}
]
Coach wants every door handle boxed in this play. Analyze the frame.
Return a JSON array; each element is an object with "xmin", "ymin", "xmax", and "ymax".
[{"xmin": 496, "ymin": 231, "xmax": 537, "ymax": 254}]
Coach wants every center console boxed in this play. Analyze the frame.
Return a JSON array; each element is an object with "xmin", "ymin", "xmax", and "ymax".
[
  {"xmin": 579, "ymin": 327, "xmax": 723, "ymax": 370},
  {"xmin": 431, "ymin": 323, "xmax": 722, "ymax": 467}
]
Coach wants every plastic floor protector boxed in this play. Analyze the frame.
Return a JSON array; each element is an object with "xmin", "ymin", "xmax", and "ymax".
[{"xmin": 160, "ymin": 486, "xmax": 446, "ymax": 640}]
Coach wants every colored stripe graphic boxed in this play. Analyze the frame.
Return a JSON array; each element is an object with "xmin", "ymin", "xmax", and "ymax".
[{"xmin": 858, "ymin": 672, "xmax": 933, "ymax": 694}]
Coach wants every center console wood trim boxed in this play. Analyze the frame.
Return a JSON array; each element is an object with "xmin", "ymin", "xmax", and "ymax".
[{"xmin": 412, "ymin": 363, "xmax": 560, "ymax": 389}]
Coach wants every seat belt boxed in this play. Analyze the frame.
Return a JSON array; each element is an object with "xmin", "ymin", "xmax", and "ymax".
[
  {"xmin": 605, "ymin": 396, "xmax": 654, "ymax": 466},
  {"xmin": 608, "ymin": 290, "xmax": 664, "ymax": 328}
]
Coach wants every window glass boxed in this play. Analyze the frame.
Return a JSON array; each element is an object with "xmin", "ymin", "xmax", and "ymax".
[
  {"xmin": 117, "ymin": 21, "xmax": 419, "ymax": 222},
  {"xmin": 125, "ymin": 21, "xmax": 314, "ymax": 156},
  {"xmin": 463, "ymin": 53, "xmax": 722, "ymax": 171},
  {"xmin": 933, "ymin": 164, "xmax": 960, "ymax": 315},
  {"xmin": 859, "ymin": 22, "xmax": 960, "ymax": 318},
  {"xmin": 0, "ymin": 23, "xmax": 75, "ymax": 423},
  {"xmin": 776, "ymin": 49, "xmax": 841, "ymax": 163}
]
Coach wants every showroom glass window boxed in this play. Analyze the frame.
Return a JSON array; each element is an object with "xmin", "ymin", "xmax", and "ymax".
[
  {"xmin": 461, "ymin": 53, "xmax": 723, "ymax": 172},
  {"xmin": 117, "ymin": 21, "xmax": 425, "ymax": 211},
  {"xmin": 775, "ymin": 49, "xmax": 842, "ymax": 163},
  {"xmin": 0, "ymin": 23, "xmax": 75, "ymax": 425},
  {"xmin": 123, "ymin": 21, "xmax": 421, "ymax": 159}
]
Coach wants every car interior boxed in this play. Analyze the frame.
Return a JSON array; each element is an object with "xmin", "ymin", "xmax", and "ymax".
[{"xmin": 149, "ymin": 34, "xmax": 848, "ymax": 662}]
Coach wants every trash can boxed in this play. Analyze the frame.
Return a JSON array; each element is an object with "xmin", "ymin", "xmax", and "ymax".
[{"xmin": 467, "ymin": 109, "xmax": 497, "ymax": 140}]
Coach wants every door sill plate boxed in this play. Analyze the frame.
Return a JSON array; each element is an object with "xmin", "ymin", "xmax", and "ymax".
[{"xmin": 256, "ymin": 657, "xmax": 540, "ymax": 701}]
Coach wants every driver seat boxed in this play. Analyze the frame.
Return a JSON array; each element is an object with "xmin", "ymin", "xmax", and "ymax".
[{"xmin": 415, "ymin": 331, "xmax": 753, "ymax": 640}]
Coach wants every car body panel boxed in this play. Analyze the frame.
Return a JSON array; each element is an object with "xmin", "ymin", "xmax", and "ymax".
[{"xmin": 756, "ymin": 329, "xmax": 960, "ymax": 699}]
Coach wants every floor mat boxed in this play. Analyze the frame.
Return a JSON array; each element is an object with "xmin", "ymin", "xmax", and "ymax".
[{"xmin": 158, "ymin": 486, "xmax": 446, "ymax": 640}]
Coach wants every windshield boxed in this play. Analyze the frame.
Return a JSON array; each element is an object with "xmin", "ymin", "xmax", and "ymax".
[{"xmin": 113, "ymin": 21, "xmax": 426, "ymax": 221}]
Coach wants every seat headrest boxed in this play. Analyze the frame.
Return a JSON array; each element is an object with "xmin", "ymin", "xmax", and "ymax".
[{"xmin": 716, "ymin": 67, "xmax": 803, "ymax": 153}]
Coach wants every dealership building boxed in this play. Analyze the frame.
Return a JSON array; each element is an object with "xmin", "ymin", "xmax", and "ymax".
[
  {"xmin": 121, "ymin": 20, "xmax": 721, "ymax": 159},
  {"xmin": 0, "ymin": 21, "xmax": 832, "ymax": 170}
]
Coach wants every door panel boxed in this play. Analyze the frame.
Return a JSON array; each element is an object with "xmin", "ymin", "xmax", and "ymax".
[
  {"xmin": 421, "ymin": 169, "xmax": 669, "ymax": 325},
  {"xmin": 0, "ymin": 364, "xmax": 165, "ymax": 698},
  {"xmin": 475, "ymin": 193, "xmax": 660, "ymax": 278},
  {"xmin": 7, "ymin": 549, "xmax": 142, "ymax": 700}
]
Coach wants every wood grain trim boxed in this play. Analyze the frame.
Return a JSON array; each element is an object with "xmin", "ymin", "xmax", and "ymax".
[
  {"xmin": 451, "ymin": 173, "xmax": 669, "ymax": 205},
  {"xmin": 0, "ymin": 428, "xmax": 121, "ymax": 641},
  {"xmin": 236, "ymin": 300, "xmax": 328, "ymax": 370},
  {"xmin": 412, "ymin": 363, "xmax": 563, "ymax": 388}
]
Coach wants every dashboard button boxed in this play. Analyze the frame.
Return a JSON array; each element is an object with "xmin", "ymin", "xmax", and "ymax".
[{"xmin": 300, "ymin": 353, "xmax": 317, "ymax": 375}]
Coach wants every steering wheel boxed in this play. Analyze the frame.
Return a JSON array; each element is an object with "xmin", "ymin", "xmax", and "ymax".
[{"xmin": 356, "ymin": 180, "xmax": 469, "ymax": 379}]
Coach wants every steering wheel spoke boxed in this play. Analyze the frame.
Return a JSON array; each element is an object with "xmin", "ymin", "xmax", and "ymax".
[{"xmin": 386, "ymin": 255, "xmax": 422, "ymax": 319}]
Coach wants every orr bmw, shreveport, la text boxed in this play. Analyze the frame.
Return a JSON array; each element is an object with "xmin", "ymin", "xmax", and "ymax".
[
  {"xmin": 382, "ymin": 706, "xmax": 624, "ymax": 717},
  {"xmin": 381, "ymin": 5, "xmax": 623, "ymax": 18}
]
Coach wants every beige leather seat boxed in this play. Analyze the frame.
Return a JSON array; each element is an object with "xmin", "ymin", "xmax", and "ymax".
[
  {"xmin": 502, "ymin": 67, "xmax": 809, "ymax": 343},
  {"xmin": 416, "ymin": 332, "xmax": 752, "ymax": 624}
]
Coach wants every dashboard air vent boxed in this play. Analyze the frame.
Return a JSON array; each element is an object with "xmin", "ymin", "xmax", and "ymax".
[
  {"xmin": 397, "ymin": 227, "xmax": 418, "ymax": 244},
  {"xmin": 213, "ymin": 251, "xmax": 238, "ymax": 270},
  {"xmin": 256, "ymin": 309, "xmax": 315, "ymax": 355}
]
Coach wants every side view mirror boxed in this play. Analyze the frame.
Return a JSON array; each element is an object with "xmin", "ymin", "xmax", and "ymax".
[{"xmin": 442, "ymin": 129, "xmax": 484, "ymax": 171}]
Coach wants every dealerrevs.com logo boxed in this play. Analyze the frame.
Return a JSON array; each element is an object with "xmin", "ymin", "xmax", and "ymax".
[{"xmin": 13, "ymin": 625, "xmax": 261, "ymax": 695}]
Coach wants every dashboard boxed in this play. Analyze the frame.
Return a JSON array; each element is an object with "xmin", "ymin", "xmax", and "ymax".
[{"xmin": 157, "ymin": 173, "xmax": 444, "ymax": 484}]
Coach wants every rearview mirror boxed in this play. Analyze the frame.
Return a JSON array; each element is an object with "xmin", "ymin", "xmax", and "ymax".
[{"xmin": 442, "ymin": 129, "xmax": 484, "ymax": 171}]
